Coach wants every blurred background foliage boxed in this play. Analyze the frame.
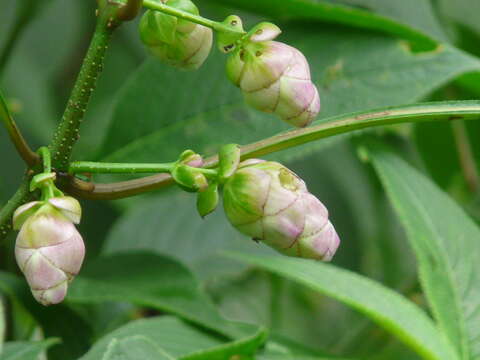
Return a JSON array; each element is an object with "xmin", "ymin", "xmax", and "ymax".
[{"xmin": 0, "ymin": 0, "xmax": 479, "ymax": 359}]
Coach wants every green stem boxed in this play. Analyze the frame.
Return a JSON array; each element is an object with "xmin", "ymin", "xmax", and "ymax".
[
  {"xmin": 0, "ymin": 1, "xmax": 33, "ymax": 75},
  {"xmin": 69, "ymin": 161, "xmax": 175, "ymax": 174},
  {"xmin": 49, "ymin": 8, "xmax": 119, "ymax": 171},
  {"xmin": 0, "ymin": 90, "xmax": 39, "ymax": 167},
  {"xmin": 0, "ymin": 179, "xmax": 32, "ymax": 241},
  {"xmin": 38, "ymin": 147, "xmax": 52, "ymax": 173},
  {"xmin": 66, "ymin": 101, "xmax": 480, "ymax": 200},
  {"xmin": 68, "ymin": 161, "xmax": 218, "ymax": 177},
  {"xmin": 142, "ymin": 0, "xmax": 245, "ymax": 35}
]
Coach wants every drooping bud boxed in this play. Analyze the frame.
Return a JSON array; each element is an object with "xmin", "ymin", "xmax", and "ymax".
[
  {"xmin": 13, "ymin": 197, "xmax": 85, "ymax": 306},
  {"xmin": 226, "ymin": 27, "xmax": 320, "ymax": 128},
  {"xmin": 139, "ymin": 0, "xmax": 213, "ymax": 70},
  {"xmin": 223, "ymin": 160, "xmax": 339, "ymax": 261}
]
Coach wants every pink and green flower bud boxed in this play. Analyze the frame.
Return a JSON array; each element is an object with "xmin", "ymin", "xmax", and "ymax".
[
  {"xmin": 223, "ymin": 160, "xmax": 339, "ymax": 261},
  {"xmin": 139, "ymin": 0, "xmax": 212, "ymax": 70},
  {"xmin": 13, "ymin": 197, "xmax": 85, "ymax": 306},
  {"xmin": 226, "ymin": 39, "xmax": 320, "ymax": 128}
]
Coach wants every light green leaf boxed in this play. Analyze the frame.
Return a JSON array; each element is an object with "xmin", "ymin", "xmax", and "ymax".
[
  {"xmin": 80, "ymin": 316, "xmax": 266, "ymax": 360},
  {"xmin": 67, "ymin": 252, "xmax": 251, "ymax": 338},
  {"xmin": 366, "ymin": 143, "xmax": 480, "ymax": 359},
  {"xmin": 0, "ymin": 339, "xmax": 59, "ymax": 360},
  {"xmin": 227, "ymin": 253, "xmax": 458, "ymax": 360},
  {"xmin": 98, "ymin": 25, "xmax": 480, "ymax": 164}
]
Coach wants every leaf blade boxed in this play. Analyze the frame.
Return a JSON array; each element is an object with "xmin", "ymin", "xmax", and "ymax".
[{"xmin": 226, "ymin": 253, "xmax": 458, "ymax": 360}]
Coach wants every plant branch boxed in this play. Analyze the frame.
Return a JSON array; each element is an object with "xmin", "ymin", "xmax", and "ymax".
[
  {"xmin": 0, "ymin": 90, "xmax": 39, "ymax": 167},
  {"xmin": 49, "ymin": 3, "xmax": 124, "ymax": 171},
  {"xmin": 451, "ymin": 120, "xmax": 480, "ymax": 193},
  {"xmin": 66, "ymin": 101, "xmax": 480, "ymax": 200},
  {"xmin": 142, "ymin": 0, "xmax": 246, "ymax": 35}
]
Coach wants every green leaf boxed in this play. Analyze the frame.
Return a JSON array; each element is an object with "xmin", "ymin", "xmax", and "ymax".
[
  {"xmin": 80, "ymin": 316, "xmax": 267, "ymax": 360},
  {"xmin": 98, "ymin": 25, "xmax": 480, "ymax": 164},
  {"xmin": 1, "ymin": 339, "xmax": 59, "ymax": 360},
  {"xmin": 67, "ymin": 252, "xmax": 251, "ymax": 338},
  {"xmin": 0, "ymin": 299, "xmax": 4, "ymax": 354},
  {"xmin": 0, "ymin": 271, "xmax": 93, "ymax": 360},
  {"xmin": 208, "ymin": 0, "xmax": 446, "ymax": 48},
  {"xmin": 104, "ymin": 192, "xmax": 274, "ymax": 280},
  {"xmin": 226, "ymin": 253, "xmax": 458, "ymax": 360},
  {"xmin": 366, "ymin": 143, "xmax": 480, "ymax": 359}
]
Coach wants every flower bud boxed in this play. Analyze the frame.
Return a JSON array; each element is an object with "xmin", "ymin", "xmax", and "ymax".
[
  {"xmin": 223, "ymin": 160, "xmax": 339, "ymax": 261},
  {"xmin": 139, "ymin": 0, "xmax": 213, "ymax": 70},
  {"xmin": 226, "ymin": 40, "xmax": 320, "ymax": 128},
  {"xmin": 13, "ymin": 197, "xmax": 85, "ymax": 306}
]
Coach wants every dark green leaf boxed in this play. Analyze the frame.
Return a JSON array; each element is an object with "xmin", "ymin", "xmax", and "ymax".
[
  {"xmin": 99, "ymin": 27, "xmax": 480, "ymax": 165},
  {"xmin": 68, "ymin": 252, "xmax": 250, "ymax": 338}
]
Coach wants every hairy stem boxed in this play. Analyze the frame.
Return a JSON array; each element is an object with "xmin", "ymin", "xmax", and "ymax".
[
  {"xmin": 49, "ymin": 9, "xmax": 119, "ymax": 171},
  {"xmin": 142, "ymin": 0, "xmax": 245, "ymax": 35},
  {"xmin": 66, "ymin": 101, "xmax": 480, "ymax": 200},
  {"xmin": 0, "ymin": 90, "xmax": 39, "ymax": 166}
]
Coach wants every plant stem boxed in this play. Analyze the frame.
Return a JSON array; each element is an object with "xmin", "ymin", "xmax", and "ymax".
[
  {"xmin": 451, "ymin": 120, "xmax": 479, "ymax": 193},
  {"xmin": 49, "ymin": 8, "xmax": 120, "ymax": 171},
  {"xmin": 69, "ymin": 161, "xmax": 175, "ymax": 174},
  {"xmin": 0, "ymin": 90, "xmax": 39, "ymax": 167},
  {"xmin": 66, "ymin": 100, "xmax": 480, "ymax": 200},
  {"xmin": 0, "ymin": 1, "xmax": 33, "ymax": 75},
  {"xmin": 38, "ymin": 147, "xmax": 52, "ymax": 173},
  {"xmin": 142, "ymin": 0, "xmax": 245, "ymax": 35},
  {"xmin": 0, "ymin": 179, "xmax": 32, "ymax": 241}
]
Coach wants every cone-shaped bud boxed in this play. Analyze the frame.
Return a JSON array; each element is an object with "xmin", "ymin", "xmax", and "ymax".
[
  {"xmin": 226, "ymin": 39, "xmax": 320, "ymax": 128},
  {"xmin": 223, "ymin": 160, "xmax": 339, "ymax": 260},
  {"xmin": 13, "ymin": 197, "xmax": 85, "ymax": 306},
  {"xmin": 139, "ymin": 0, "xmax": 212, "ymax": 70}
]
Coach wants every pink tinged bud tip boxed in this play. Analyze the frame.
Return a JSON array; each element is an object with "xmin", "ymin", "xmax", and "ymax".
[
  {"xmin": 223, "ymin": 161, "xmax": 340, "ymax": 261},
  {"xmin": 14, "ymin": 199, "xmax": 85, "ymax": 306}
]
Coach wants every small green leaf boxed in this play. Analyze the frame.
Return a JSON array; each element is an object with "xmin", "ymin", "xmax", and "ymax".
[
  {"xmin": 197, "ymin": 182, "xmax": 219, "ymax": 218},
  {"xmin": 226, "ymin": 252, "xmax": 458, "ymax": 360}
]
